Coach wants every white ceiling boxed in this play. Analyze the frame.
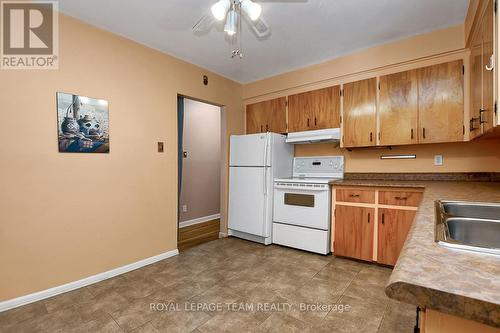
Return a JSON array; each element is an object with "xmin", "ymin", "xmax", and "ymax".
[{"xmin": 59, "ymin": 0, "xmax": 468, "ymax": 84}]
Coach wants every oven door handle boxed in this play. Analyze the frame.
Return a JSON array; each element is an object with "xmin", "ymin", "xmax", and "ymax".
[{"xmin": 274, "ymin": 185, "xmax": 329, "ymax": 192}]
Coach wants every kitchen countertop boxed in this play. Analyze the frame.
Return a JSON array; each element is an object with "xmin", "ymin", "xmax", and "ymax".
[{"xmin": 330, "ymin": 179, "xmax": 500, "ymax": 327}]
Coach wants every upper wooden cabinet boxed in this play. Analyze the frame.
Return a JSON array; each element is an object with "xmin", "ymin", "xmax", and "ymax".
[
  {"xmin": 470, "ymin": 0, "xmax": 495, "ymax": 138},
  {"xmin": 343, "ymin": 78, "xmax": 377, "ymax": 147},
  {"xmin": 246, "ymin": 61, "xmax": 468, "ymax": 146},
  {"xmin": 470, "ymin": 22, "xmax": 484, "ymax": 139},
  {"xmin": 246, "ymin": 97, "xmax": 287, "ymax": 134},
  {"xmin": 288, "ymin": 86, "xmax": 340, "ymax": 132},
  {"xmin": 481, "ymin": 0, "xmax": 495, "ymax": 133},
  {"xmin": 379, "ymin": 70, "xmax": 418, "ymax": 146},
  {"xmin": 418, "ymin": 60, "xmax": 464, "ymax": 144}
]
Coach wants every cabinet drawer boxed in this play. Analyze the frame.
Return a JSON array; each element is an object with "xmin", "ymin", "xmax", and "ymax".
[
  {"xmin": 336, "ymin": 188, "xmax": 375, "ymax": 204},
  {"xmin": 379, "ymin": 191, "xmax": 422, "ymax": 207}
]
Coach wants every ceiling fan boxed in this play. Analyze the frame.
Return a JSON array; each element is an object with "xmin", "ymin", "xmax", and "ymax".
[{"xmin": 192, "ymin": 0, "xmax": 272, "ymax": 59}]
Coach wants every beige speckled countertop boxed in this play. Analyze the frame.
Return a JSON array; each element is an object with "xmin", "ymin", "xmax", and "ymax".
[{"xmin": 330, "ymin": 180, "xmax": 500, "ymax": 327}]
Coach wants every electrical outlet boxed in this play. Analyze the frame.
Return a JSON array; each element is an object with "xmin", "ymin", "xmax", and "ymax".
[
  {"xmin": 182, "ymin": 205, "xmax": 188, "ymax": 213},
  {"xmin": 434, "ymin": 155, "xmax": 443, "ymax": 166}
]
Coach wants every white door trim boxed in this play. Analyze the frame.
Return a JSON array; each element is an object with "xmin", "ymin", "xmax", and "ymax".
[
  {"xmin": 179, "ymin": 213, "xmax": 221, "ymax": 229},
  {"xmin": 0, "ymin": 249, "xmax": 179, "ymax": 313}
]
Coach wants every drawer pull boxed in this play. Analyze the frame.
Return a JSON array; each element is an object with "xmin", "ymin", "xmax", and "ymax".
[
  {"xmin": 395, "ymin": 196, "xmax": 408, "ymax": 200},
  {"xmin": 368, "ymin": 213, "xmax": 370, "ymax": 224},
  {"xmin": 381, "ymin": 213, "xmax": 385, "ymax": 225},
  {"xmin": 349, "ymin": 194, "xmax": 360, "ymax": 198}
]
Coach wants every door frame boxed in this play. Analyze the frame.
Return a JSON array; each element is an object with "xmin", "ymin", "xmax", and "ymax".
[{"xmin": 176, "ymin": 95, "xmax": 228, "ymax": 246}]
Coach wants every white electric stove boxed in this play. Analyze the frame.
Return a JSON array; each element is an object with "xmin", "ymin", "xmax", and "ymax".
[{"xmin": 273, "ymin": 156, "xmax": 344, "ymax": 254}]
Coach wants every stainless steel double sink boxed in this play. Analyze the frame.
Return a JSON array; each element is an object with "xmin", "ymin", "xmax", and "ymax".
[{"xmin": 435, "ymin": 201, "xmax": 500, "ymax": 255}]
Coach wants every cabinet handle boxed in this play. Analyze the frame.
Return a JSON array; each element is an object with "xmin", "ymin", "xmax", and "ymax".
[
  {"xmin": 368, "ymin": 213, "xmax": 370, "ymax": 224},
  {"xmin": 422, "ymin": 128, "xmax": 426, "ymax": 139},
  {"xmin": 486, "ymin": 54, "xmax": 494, "ymax": 71},
  {"xmin": 395, "ymin": 196, "xmax": 408, "ymax": 200},
  {"xmin": 381, "ymin": 213, "xmax": 385, "ymax": 225},
  {"xmin": 314, "ymin": 117, "xmax": 317, "ymax": 126},
  {"xmin": 470, "ymin": 117, "xmax": 479, "ymax": 131},
  {"xmin": 411, "ymin": 128, "xmax": 414, "ymax": 140},
  {"xmin": 370, "ymin": 132, "xmax": 373, "ymax": 142},
  {"xmin": 479, "ymin": 109, "xmax": 486, "ymax": 124},
  {"xmin": 307, "ymin": 118, "xmax": 310, "ymax": 127},
  {"xmin": 349, "ymin": 194, "xmax": 360, "ymax": 198},
  {"xmin": 266, "ymin": 124, "xmax": 269, "ymax": 132}
]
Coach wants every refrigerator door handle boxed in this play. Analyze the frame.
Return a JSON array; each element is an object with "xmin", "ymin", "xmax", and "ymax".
[{"xmin": 263, "ymin": 134, "xmax": 269, "ymax": 195}]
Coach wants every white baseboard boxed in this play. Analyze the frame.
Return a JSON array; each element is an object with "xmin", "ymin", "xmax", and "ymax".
[
  {"xmin": 0, "ymin": 249, "xmax": 179, "ymax": 313},
  {"xmin": 179, "ymin": 213, "xmax": 220, "ymax": 229}
]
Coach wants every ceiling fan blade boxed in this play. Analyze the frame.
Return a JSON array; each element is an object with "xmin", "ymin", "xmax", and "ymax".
[
  {"xmin": 247, "ymin": 15, "xmax": 271, "ymax": 39},
  {"xmin": 256, "ymin": 0, "xmax": 307, "ymax": 2},
  {"xmin": 192, "ymin": 15, "xmax": 215, "ymax": 33}
]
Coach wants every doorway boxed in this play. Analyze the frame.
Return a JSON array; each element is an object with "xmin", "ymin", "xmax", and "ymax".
[{"xmin": 177, "ymin": 96, "xmax": 223, "ymax": 251}]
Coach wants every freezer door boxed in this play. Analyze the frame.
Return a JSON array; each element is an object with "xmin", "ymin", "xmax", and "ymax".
[
  {"xmin": 230, "ymin": 133, "xmax": 270, "ymax": 167},
  {"xmin": 228, "ymin": 166, "xmax": 270, "ymax": 237}
]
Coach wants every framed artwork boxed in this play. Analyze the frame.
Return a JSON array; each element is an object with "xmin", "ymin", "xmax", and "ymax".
[{"xmin": 57, "ymin": 92, "xmax": 109, "ymax": 153}]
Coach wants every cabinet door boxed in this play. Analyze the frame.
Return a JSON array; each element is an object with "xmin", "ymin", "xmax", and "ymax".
[
  {"xmin": 481, "ymin": 0, "xmax": 494, "ymax": 133},
  {"xmin": 288, "ymin": 91, "xmax": 315, "ymax": 132},
  {"xmin": 418, "ymin": 60, "xmax": 464, "ymax": 143},
  {"xmin": 470, "ymin": 24, "xmax": 483, "ymax": 138},
  {"xmin": 314, "ymin": 86, "xmax": 340, "ymax": 130},
  {"xmin": 246, "ymin": 98, "xmax": 286, "ymax": 134},
  {"xmin": 288, "ymin": 86, "xmax": 340, "ymax": 132},
  {"xmin": 379, "ymin": 70, "xmax": 418, "ymax": 145},
  {"xmin": 343, "ymin": 78, "xmax": 377, "ymax": 147},
  {"xmin": 334, "ymin": 205, "xmax": 374, "ymax": 261},
  {"xmin": 377, "ymin": 208, "xmax": 416, "ymax": 266}
]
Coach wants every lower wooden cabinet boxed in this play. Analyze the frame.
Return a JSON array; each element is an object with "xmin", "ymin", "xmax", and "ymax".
[
  {"xmin": 332, "ymin": 186, "xmax": 423, "ymax": 265},
  {"xmin": 377, "ymin": 208, "xmax": 416, "ymax": 266},
  {"xmin": 422, "ymin": 309, "xmax": 500, "ymax": 333},
  {"xmin": 334, "ymin": 205, "xmax": 374, "ymax": 261}
]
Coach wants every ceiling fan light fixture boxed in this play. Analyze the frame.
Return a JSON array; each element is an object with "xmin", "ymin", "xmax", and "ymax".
[
  {"xmin": 211, "ymin": 0, "xmax": 230, "ymax": 21},
  {"xmin": 224, "ymin": 9, "xmax": 238, "ymax": 35},
  {"xmin": 241, "ymin": 0, "xmax": 262, "ymax": 21}
]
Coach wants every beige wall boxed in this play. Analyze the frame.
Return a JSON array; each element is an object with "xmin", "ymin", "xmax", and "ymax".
[
  {"xmin": 243, "ymin": 25, "xmax": 500, "ymax": 173},
  {"xmin": 179, "ymin": 99, "xmax": 221, "ymax": 222},
  {"xmin": 0, "ymin": 14, "xmax": 243, "ymax": 301},
  {"xmin": 243, "ymin": 25, "xmax": 465, "ymax": 100},
  {"xmin": 295, "ymin": 139, "xmax": 500, "ymax": 173}
]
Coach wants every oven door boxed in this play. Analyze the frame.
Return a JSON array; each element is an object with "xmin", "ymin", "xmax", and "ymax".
[{"xmin": 273, "ymin": 183, "xmax": 331, "ymax": 230}]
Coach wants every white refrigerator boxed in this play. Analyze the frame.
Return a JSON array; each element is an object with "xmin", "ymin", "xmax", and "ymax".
[{"xmin": 228, "ymin": 133, "xmax": 293, "ymax": 245}]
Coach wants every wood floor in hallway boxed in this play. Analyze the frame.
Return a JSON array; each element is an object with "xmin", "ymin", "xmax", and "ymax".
[{"xmin": 178, "ymin": 219, "xmax": 220, "ymax": 251}]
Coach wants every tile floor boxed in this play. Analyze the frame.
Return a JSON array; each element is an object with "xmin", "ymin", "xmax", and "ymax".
[{"xmin": 0, "ymin": 238, "xmax": 416, "ymax": 332}]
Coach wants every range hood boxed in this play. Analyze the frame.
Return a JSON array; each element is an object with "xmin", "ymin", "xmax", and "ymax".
[{"xmin": 286, "ymin": 128, "xmax": 341, "ymax": 144}]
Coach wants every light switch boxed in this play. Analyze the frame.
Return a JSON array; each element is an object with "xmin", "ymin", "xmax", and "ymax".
[
  {"xmin": 158, "ymin": 142, "xmax": 164, "ymax": 153},
  {"xmin": 434, "ymin": 155, "xmax": 443, "ymax": 166}
]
